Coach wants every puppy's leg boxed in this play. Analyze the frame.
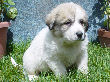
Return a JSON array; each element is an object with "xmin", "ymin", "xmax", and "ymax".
[
  {"xmin": 46, "ymin": 57, "xmax": 67, "ymax": 76},
  {"xmin": 76, "ymin": 52, "xmax": 88, "ymax": 74},
  {"xmin": 28, "ymin": 75, "xmax": 38, "ymax": 81}
]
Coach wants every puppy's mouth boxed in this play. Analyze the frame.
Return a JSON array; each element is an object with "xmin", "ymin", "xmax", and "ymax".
[{"xmin": 77, "ymin": 38, "xmax": 85, "ymax": 41}]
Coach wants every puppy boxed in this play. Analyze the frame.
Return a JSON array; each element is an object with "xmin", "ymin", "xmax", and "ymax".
[{"xmin": 23, "ymin": 2, "xmax": 89, "ymax": 80}]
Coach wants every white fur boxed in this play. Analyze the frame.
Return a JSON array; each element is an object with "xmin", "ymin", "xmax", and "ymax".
[{"xmin": 23, "ymin": 2, "xmax": 89, "ymax": 80}]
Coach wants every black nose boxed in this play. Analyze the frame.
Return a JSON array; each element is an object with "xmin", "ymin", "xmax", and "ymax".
[{"xmin": 76, "ymin": 31, "xmax": 83, "ymax": 38}]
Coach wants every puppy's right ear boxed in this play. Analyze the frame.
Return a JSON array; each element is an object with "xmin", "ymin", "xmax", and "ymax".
[
  {"xmin": 45, "ymin": 13, "xmax": 55, "ymax": 30},
  {"xmin": 85, "ymin": 22, "xmax": 89, "ymax": 32}
]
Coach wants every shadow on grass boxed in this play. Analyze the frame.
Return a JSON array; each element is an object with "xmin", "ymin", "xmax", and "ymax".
[
  {"xmin": 6, "ymin": 29, "xmax": 13, "ymax": 55},
  {"xmin": 6, "ymin": 37, "xmax": 31, "ymax": 56}
]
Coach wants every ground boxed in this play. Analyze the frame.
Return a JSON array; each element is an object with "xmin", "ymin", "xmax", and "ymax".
[{"xmin": 0, "ymin": 41, "xmax": 110, "ymax": 81}]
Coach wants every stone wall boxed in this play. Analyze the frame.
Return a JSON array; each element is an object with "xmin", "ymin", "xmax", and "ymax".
[{"xmin": 8, "ymin": 0, "xmax": 104, "ymax": 42}]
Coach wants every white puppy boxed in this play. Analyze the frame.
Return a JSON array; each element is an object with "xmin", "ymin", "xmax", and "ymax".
[{"xmin": 23, "ymin": 2, "xmax": 89, "ymax": 80}]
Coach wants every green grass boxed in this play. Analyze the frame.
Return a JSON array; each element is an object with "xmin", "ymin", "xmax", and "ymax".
[{"xmin": 0, "ymin": 41, "xmax": 110, "ymax": 82}]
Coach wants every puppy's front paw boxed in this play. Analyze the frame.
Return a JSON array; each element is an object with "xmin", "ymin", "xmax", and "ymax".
[
  {"xmin": 28, "ymin": 75, "xmax": 38, "ymax": 81},
  {"xmin": 78, "ymin": 66, "xmax": 88, "ymax": 74},
  {"xmin": 55, "ymin": 69, "xmax": 67, "ymax": 77}
]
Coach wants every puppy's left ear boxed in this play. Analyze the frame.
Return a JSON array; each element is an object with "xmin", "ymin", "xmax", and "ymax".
[
  {"xmin": 85, "ymin": 22, "xmax": 89, "ymax": 32},
  {"xmin": 45, "ymin": 13, "xmax": 55, "ymax": 30}
]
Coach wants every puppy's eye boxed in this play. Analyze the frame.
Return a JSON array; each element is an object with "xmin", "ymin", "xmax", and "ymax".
[
  {"xmin": 64, "ymin": 20, "xmax": 72, "ymax": 25},
  {"xmin": 79, "ymin": 19, "xmax": 85, "ymax": 25}
]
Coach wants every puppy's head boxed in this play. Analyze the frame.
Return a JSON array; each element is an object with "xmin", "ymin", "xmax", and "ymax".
[{"xmin": 46, "ymin": 2, "xmax": 88, "ymax": 43}]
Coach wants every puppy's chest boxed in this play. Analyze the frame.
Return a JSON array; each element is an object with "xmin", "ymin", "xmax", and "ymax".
[
  {"xmin": 57, "ymin": 46, "xmax": 81, "ymax": 67},
  {"xmin": 45, "ymin": 41, "xmax": 82, "ymax": 67}
]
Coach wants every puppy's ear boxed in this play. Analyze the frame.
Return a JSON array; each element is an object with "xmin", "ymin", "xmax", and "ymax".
[
  {"xmin": 45, "ymin": 13, "xmax": 55, "ymax": 30},
  {"xmin": 85, "ymin": 22, "xmax": 89, "ymax": 32}
]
